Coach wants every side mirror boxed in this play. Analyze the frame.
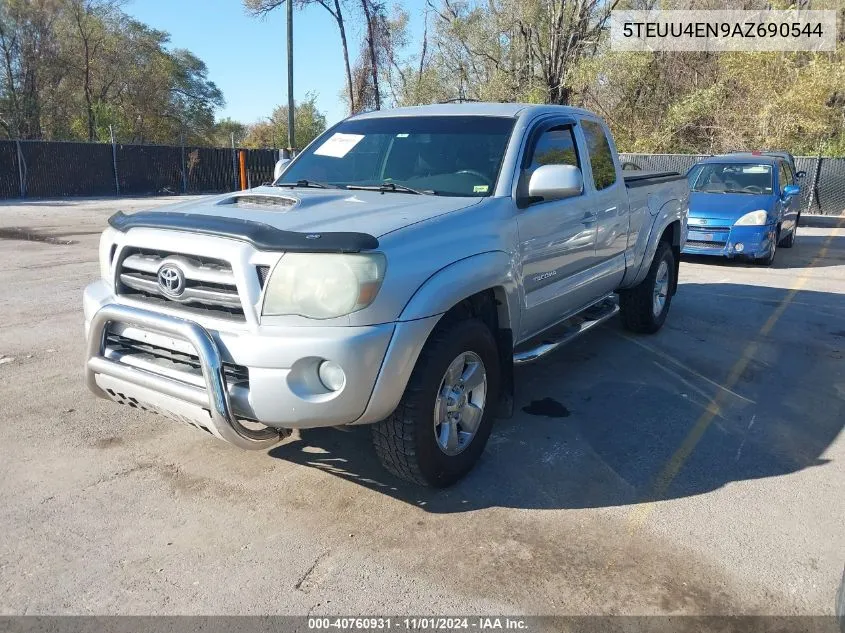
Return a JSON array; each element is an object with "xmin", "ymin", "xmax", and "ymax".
[
  {"xmin": 273, "ymin": 158, "xmax": 291, "ymax": 181},
  {"xmin": 783, "ymin": 184, "xmax": 800, "ymax": 198},
  {"xmin": 796, "ymin": 170, "xmax": 807, "ymax": 179},
  {"xmin": 527, "ymin": 164, "xmax": 583, "ymax": 202}
]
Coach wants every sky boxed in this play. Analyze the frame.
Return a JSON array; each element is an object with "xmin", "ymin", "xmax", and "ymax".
[{"xmin": 125, "ymin": 0, "xmax": 424, "ymax": 128}]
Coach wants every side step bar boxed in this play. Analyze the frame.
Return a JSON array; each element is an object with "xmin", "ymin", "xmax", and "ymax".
[{"xmin": 513, "ymin": 297, "xmax": 619, "ymax": 365}]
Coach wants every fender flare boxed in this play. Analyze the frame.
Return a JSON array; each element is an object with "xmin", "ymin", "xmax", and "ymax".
[
  {"xmin": 354, "ymin": 252, "xmax": 519, "ymax": 426},
  {"xmin": 398, "ymin": 251, "xmax": 520, "ymax": 331},
  {"xmin": 627, "ymin": 200, "xmax": 685, "ymax": 288}
]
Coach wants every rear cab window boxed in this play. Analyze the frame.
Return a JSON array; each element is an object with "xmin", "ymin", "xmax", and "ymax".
[{"xmin": 581, "ymin": 119, "xmax": 618, "ymax": 190}]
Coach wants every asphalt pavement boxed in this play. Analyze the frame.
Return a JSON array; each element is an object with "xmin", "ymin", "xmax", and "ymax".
[{"xmin": 0, "ymin": 197, "xmax": 842, "ymax": 616}]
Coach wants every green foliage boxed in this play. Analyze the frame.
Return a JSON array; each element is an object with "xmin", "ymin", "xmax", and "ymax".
[
  {"xmin": 242, "ymin": 92, "xmax": 327, "ymax": 150},
  {"xmin": 577, "ymin": 47, "xmax": 845, "ymax": 157},
  {"xmin": 0, "ymin": 0, "xmax": 223, "ymax": 143},
  {"xmin": 536, "ymin": 147, "xmax": 577, "ymax": 167},
  {"xmin": 387, "ymin": 0, "xmax": 845, "ymax": 157},
  {"xmin": 211, "ymin": 118, "xmax": 249, "ymax": 147}
]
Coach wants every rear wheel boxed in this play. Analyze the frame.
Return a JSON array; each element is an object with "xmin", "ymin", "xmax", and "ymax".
[
  {"xmin": 371, "ymin": 318, "xmax": 500, "ymax": 487},
  {"xmin": 619, "ymin": 240, "xmax": 675, "ymax": 334}
]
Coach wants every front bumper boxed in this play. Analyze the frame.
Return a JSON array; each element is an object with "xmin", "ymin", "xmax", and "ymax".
[
  {"xmin": 682, "ymin": 223, "xmax": 776, "ymax": 258},
  {"xmin": 84, "ymin": 281, "xmax": 439, "ymax": 449}
]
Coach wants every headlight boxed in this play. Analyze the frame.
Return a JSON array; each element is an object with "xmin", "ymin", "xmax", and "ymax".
[
  {"xmin": 734, "ymin": 210, "xmax": 769, "ymax": 226},
  {"xmin": 262, "ymin": 252, "xmax": 386, "ymax": 319},
  {"xmin": 98, "ymin": 228, "xmax": 118, "ymax": 284}
]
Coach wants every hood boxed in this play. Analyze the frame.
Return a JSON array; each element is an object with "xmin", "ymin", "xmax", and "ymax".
[
  {"xmin": 689, "ymin": 192, "xmax": 774, "ymax": 222},
  {"xmin": 136, "ymin": 186, "xmax": 482, "ymax": 238}
]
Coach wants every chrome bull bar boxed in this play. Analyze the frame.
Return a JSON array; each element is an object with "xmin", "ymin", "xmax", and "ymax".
[{"xmin": 85, "ymin": 303, "xmax": 281, "ymax": 450}]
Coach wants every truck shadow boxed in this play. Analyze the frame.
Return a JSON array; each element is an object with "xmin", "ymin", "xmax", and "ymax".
[{"xmin": 269, "ymin": 281, "xmax": 845, "ymax": 513}]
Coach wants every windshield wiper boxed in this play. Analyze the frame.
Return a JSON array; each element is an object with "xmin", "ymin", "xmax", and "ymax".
[
  {"xmin": 274, "ymin": 179, "xmax": 338, "ymax": 189},
  {"xmin": 346, "ymin": 182, "xmax": 435, "ymax": 195}
]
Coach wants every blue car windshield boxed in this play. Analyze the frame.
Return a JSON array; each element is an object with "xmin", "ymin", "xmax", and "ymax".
[
  {"xmin": 277, "ymin": 116, "xmax": 516, "ymax": 197},
  {"xmin": 691, "ymin": 163, "xmax": 773, "ymax": 195}
]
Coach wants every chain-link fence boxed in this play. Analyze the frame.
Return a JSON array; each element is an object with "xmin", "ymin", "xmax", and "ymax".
[
  {"xmin": 621, "ymin": 153, "xmax": 845, "ymax": 216},
  {"xmin": 0, "ymin": 139, "xmax": 281, "ymax": 200}
]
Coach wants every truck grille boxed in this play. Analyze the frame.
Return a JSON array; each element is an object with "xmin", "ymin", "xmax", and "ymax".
[
  {"xmin": 104, "ymin": 332, "xmax": 249, "ymax": 385},
  {"xmin": 116, "ymin": 248, "xmax": 245, "ymax": 321}
]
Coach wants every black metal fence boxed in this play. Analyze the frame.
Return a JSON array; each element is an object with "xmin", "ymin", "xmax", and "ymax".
[
  {"xmin": 1, "ymin": 141, "xmax": 843, "ymax": 215},
  {"xmin": 620, "ymin": 153, "xmax": 845, "ymax": 216},
  {"xmin": 0, "ymin": 139, "xmax": 280, "ymax": 199}
]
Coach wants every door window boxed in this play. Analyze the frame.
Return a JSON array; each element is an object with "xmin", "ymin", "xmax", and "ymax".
[
  {"xmin": 582, "ymin": 120, "xmax": 618, "ymax": 190},
  {"xmin": 526, "ymin": 126, "xmax": 580, "ymax": 174},
  {"xmin": 784, "ymin": 163, "xmax": 795, "ymax": 186},
  {"xmin": 778, "ymin": 162, "xmax": 790, "ymax": 191}
]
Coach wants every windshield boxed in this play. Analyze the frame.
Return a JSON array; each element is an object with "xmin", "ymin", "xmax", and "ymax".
[
  {"xmin": 277, "ymin": 115, "xmax": 516, "ymax": 197},
  {"xmin": 691, "ymin": 163, "xmax": 773, "ymax": 194}
]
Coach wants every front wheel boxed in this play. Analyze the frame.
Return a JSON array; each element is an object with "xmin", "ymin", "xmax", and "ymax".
[
  {"xmin": 371, "ymin": 318, "xmax": 500, "ymax": 487},
  {"xmin": 757, "ymin": 228, "xmax": 778, "ymax": 265},
  {"xmin": 619, "ymin": 240, "xmax": 676, "ymax": 334},
  {"xmin": 780, "ymin": 217, "xmax": 798, "ymax": 248}
]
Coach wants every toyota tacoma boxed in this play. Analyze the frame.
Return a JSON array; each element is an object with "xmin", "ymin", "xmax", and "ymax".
[{"xmin": 84, "ymin": 103, "xmax": 688, "ymax": 486}]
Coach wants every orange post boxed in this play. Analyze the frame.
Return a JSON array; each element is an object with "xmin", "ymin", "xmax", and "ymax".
[{"xmin": 238, "ymin": 150, "xmax": 248, "ymax": 190}]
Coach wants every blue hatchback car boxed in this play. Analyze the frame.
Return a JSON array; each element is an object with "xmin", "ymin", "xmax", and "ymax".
[{"xmin": 683, "ymin": 155, "xmax": 801, "ymax": 265}]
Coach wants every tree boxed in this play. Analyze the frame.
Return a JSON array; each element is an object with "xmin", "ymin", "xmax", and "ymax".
[
  {"xmin": 244, "ymin": 0, "xmax": 356, "ymax": 114},
  {"xmin": 0, "ymin": 0, "xmax": 224, "ymax": 143},
  {"xmin": 212, "ymin": 117, "xmax": 248, "ymax": 147},
  {"xmin": 359, "ymin": 0, "xmax": 382, "ymax": 110},
  {"xmin": 66, "ymin": 0, "xmax": 117, "ymax": 141},
  {"xmin": 347, "ymin": 1, "xmax": 407, "ymax": 113},
  {"xmin": 242, "ymin": 92, "xmax": 327, "ymax": 149},
  {"xmin": 0, "ymin": 0, "xmax": 62, "ymax": 139}
]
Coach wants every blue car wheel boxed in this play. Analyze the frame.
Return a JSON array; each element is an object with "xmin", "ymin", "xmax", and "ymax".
[
  {"xmin": 780, "ymin": 215, "xmax": 798, "ymax": 248},
  {"xmin": 756, "ymin": 229, "xmax": 778, "ymax": 266}
]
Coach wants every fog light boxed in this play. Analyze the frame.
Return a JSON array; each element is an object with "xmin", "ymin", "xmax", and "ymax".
[
  {"xmin": 318, "ymin": 361, "xmax": 345, "ymax": 392},
  {"xmin": 734, "ymin": 243, "xmax": 744, "ymax": 253}
]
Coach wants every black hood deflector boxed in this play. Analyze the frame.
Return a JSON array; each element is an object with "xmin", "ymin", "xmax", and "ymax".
[{"xmin": 108, "ymin": 211, "xmax": 379, "ymax": 253}]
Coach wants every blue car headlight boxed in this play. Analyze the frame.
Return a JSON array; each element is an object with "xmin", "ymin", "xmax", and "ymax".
[{"xmin": 734, "ymin": 210, "xmax": 769, "ymax": 226}]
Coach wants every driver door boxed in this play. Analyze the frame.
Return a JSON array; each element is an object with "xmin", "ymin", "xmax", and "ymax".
[{"xmin": 516, "ymin": 120, "xmax": 598, "ymax": 341}]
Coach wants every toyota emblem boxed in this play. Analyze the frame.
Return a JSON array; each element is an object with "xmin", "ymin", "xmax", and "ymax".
[{"xmin": 157, "ymin": 263, "xmax": 186, "ymax": 298}]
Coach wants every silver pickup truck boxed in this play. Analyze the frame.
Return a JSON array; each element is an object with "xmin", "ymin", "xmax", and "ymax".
[{"xmin": 84, "ymin": 103, "xmax": 688, "ymax": 486}]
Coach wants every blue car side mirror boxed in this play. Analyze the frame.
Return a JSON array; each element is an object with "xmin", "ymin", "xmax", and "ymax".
[{"xmin": 783, "ymin": 184, "xmax": 800, "ymax": 198}]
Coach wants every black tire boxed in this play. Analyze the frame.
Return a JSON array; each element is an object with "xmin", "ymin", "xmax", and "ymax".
[
  {"xmin": 371, "ymin": 318, "xmax": 500, "ymax": 487},
  {"xmin": 619, "ymin": 240, "xmax": 675, "ymax": 334},
  {"xmin": 757, "ymin": 228, "xmax": 778, "ymax": 265},
  {"xmin": 780, "ymin": 217, "xmax": 797, "ymax": 248}
]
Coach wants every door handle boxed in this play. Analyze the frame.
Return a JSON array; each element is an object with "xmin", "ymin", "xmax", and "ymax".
[{"xmin": 582, "ymin": 211, "xmax": 597, "ymax": 225}]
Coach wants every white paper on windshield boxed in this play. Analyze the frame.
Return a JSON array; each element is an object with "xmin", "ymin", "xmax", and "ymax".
[{"xmin": 313, "ymin": 133, "xmax": 365, "ymax": 158}]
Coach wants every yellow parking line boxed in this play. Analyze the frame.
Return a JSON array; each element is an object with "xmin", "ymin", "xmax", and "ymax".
[
  {"xmin": 689, "ymin": 291, "xmax": 845, "ymax": 313},
  {"xmin": 627, "ymin": 218, "xmax": 845, "ymax": 533},
  {"xmin": 651, "ymin": 360, "xmax": 725, "ymax": 417},
  {"xmin": 616, "ymin": 332, "xmax": 754, "ymax": 404}
]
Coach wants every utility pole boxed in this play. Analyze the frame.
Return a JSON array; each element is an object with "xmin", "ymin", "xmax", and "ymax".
[
  {"xmin": 286, "ymin": 0, "xmax": 295, "ymax": 152},
  {"xmin": 109, "ymin": 125, "xmax": 120, "ymax": 196}
]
